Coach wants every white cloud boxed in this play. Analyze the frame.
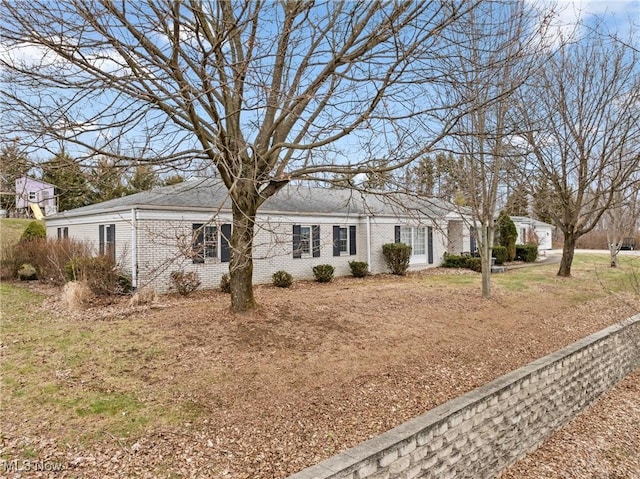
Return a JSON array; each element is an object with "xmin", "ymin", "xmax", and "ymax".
[{"xmin": 530, "ymin": 0, "xmax": 639, "ymax": 46}]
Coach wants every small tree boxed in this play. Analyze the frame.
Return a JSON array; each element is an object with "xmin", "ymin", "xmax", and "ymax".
[
  {"xmin": 20, "ymin": 221, "xmax": 46, "ymax": 242},
  {"xmin": 497, "ymin": 211, "xmax": 518, "ymax": 261}
]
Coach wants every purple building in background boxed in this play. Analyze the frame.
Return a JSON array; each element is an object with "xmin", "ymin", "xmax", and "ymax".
[{"xmin": 15, "ymin": 176, "xmax": 58, "ymax": 217}]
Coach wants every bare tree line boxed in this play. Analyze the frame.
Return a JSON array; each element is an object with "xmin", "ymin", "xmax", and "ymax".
[{"xmin": 1, "ymin": 0, "xmax": 638, "ymax": 310}]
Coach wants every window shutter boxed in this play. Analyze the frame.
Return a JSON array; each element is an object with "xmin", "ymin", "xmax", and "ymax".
[
  {"xmin": 349, "ymin": 225, "xmax": 357, "ymax": 255},
  {"xmin": 428, "ymin": 226, "xmax": 434, "ymax": 264},
  {"xmin": 106, "ymin": 225, "xmax": 116, "ymax": 261},
  {"xmin": 192, "ymin": 223, "xmax": 204, "ymax": 263},
  {"xmin": 220, "ymin": 223, "xmax": 232, "ymax": 263},
  {"xmin": 333, "ymin": 226, "xmax": 341, "ymax": 257},
  {"xmin": 292, "ymin": 225, "xmax": 301, "ymax": 258},
  {"xmin": 394, "ymin": 225, "xmax": 401, "ymax": 243},
  {"xmin": 99, "ymin": 224, "xmax": 105, "ymax": 256},
  {"xmin": 312, "ymin": 225, "xmax": 321, "ymax": 258}
]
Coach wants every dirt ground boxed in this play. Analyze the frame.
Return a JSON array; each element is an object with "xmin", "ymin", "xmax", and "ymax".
[{"xmin": 2, "ymin": 264, "xmax": 639, "ymax": 479}]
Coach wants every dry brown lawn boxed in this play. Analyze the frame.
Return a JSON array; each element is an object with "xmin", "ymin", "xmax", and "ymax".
[{"xmin": 1, "ymin": 255, "xmax": 639, "ymax": 478}]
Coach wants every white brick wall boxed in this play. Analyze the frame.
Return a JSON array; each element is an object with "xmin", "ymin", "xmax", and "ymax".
[{"xmin": 48, "ymin": 208, "xmax": 465, "ymax": 292}]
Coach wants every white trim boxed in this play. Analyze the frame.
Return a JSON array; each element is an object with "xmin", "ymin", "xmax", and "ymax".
[
  {"xmin": 131, "ymin": 208, "xmax": 138, "ymax": 288},
  {"xmin": 366, "ymin": 216, "xmax": 372, "ymax": 270}
]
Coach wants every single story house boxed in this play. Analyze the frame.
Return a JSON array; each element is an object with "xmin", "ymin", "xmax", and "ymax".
[
  {"xmin": 15, "ymin": 176, "xmax": 58, "ymax": 217},
  {"xmin": 510, "ymin": 215, "xmax": 554, "ymax": 250},
  {"xmin": 45, "ymin": 178, "xmax": 476, "ymax": 291}
]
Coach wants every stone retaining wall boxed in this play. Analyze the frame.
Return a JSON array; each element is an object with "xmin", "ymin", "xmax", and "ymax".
[{"xmin": 288, "ymin": 314, "xmax": 640, "ymax": 479}]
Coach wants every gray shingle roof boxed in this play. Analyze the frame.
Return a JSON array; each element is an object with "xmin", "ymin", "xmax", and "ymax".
[{"xmin": 48, "ymin": 177, "xmax": 455, "ymax": 219}]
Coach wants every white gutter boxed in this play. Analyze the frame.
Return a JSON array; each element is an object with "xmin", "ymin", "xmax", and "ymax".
[
  {"xmin": 366, "ymin": 215, "xmax": 372, "ymax": 272},
  {"xmin": 131, "ymin": 208, "xmax": 138, "ymax": 289}
]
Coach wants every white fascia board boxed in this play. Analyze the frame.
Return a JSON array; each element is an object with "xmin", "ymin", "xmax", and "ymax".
[{"xmin": 45, "ymin": 210, "xmax": 134, "ymax": 226}]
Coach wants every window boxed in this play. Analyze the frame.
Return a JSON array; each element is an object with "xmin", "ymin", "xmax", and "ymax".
[
  {"xmin": 57, "ymin": 227, "xmax": 68, "ymax": 239},
  {"xmin": 192, "ymin": 223, "xmax": 231, "ymax": 264},
  {"xmin": 28, "ymin": 191, "xmax": 36, "ymax": 202},
  {"xmin": 99, "ymin": 224, "xmax": 116, "ymax": 261},
  {"xmin": 300, "ymin": 226, "xmax": 311, "ymax": 255},
  {"xmin": 293, "ymin": 225, "xmax": 320, "ymax": 258},
  {"xmin": 333, "ymin": 225, "xmax": 357, "ymax": 256},
  {"xmin": 414, "ymin": 227, "xmax": 426, "ymax": 255},
  {"xmin": 339, "ymin": 228, "xmax": 348, "ymax": 253},
  {"xmin": 395, "ymin": 225, "xmax": 433, "ymax": 263}
]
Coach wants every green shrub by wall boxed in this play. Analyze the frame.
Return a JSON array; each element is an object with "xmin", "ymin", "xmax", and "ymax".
[
  {"xmin": 516, "ymin": 244, "xmax": 538, "ymax": 263},
  {"xmin": 492, "ymin": 246, "xmax": 508, "ymax": 265},
  {"xmin": 382, "ymin": 243, "xmax": 411, "ymax": 275}
]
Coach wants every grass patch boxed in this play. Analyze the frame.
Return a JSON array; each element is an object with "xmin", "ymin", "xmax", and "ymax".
[
  {"xmin": 1, "ymin": 252, "xmax": 638, "ymax": 472},
  {"xmin": 0, "ymin": 218, "xmax": 34, "ymax": 254}
]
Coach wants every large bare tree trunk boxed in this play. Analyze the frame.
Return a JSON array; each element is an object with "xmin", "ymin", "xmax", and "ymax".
[
  {"xmin": 558, "ymin": 232, "xmax": 576, "ymax": 277},
  {"xmin": 229, "ymin": 186, "xmax": 259, "ymax": 313}
]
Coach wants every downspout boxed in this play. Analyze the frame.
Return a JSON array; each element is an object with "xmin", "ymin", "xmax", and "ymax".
[
  {"xmin": 366, "ymin": 215, "xmax": 371, "ymax": 272},
  {"xmin": 131, "ymin": 208, "xmax": 138, "ymax": 289}
]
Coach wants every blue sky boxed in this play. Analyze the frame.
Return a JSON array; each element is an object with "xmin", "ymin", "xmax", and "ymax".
[{"xmin": 1, "ymin": 0, "xmax": 638, "ymax": 172}]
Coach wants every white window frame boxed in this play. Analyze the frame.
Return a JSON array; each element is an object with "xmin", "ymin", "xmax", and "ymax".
[
  {"xmin": 299, "ymin": 225, "xmax": 312, "ymax": 256},
  {"xmin": 400, "ymin": 226, "xmax": 427, "ymax": 259},
  {"xmin": 338, "ymin": 227, "xmax": 348, "ymax": 254}
]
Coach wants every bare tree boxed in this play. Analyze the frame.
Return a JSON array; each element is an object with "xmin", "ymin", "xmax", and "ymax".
[
  {"xmin": 0, "ymin": 0, "xmax": 480, "ymax": 311},
  {"xmin": 519, "ymin": 28, "xmax": 640, "ymax": 277},
  {"xmin": 434, "ymin": 0, "xmax": 553, "ymax": 298},
  {"xmin": 604, "ymin": 181, "xmax": 640, "ymax": 267}
]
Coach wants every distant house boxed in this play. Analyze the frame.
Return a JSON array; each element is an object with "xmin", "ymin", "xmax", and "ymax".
[
  {"xmin": 45, "ymin": 178, "xmax": 475, "ymax": 291},
  {"xmin": 510, "ymin": 216, "xmax": 554, "ymax": 250},
  {"xmin": 15, "ymin": 177, "xmax": 57, "ymax": 217}
]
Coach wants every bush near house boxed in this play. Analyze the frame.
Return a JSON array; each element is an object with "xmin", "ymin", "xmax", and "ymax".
[
  {"xmin": 170, "ymin": 270, "xmax": 201, "ymax": 296},
  {"xmin": 382, "ymin": 243, "xmax": 412, "ymax": 275},
  {"xmin": 312, "ymin": 264, "xmax": 335, "ymax": 283},
  {"xmin": 272, "ymin": 270, "xmax": 294, "ymax": 288},
  {"xmin": 19, "ymin": 221, "xmax": 46, "ymax": 242},
  {"xmin": 220, "ymin": 273, "xmax": 231, "ymax": 293},
  {"xmin": 349, "ymin": 261, "xmax": 369, "ymax": 278},
  {"xmin": 492, "ymin": 246, "xmax": 508, "ymax": 265},
  {"xmin": 65, "ymin": 255, "xmax": 132, "ymax": 296},
  {"xmin": 2, "ymin": 238, "xmax": 91, "ymax": 283},
  {"xmin": 515, "ymin": 244, "xmax": 538, "ymax": 263},
  {"xmin": 442, "ymin": 253, "xmax": 482, "ymax": 272}
]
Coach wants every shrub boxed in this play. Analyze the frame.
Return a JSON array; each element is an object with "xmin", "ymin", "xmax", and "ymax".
[
  {"xmin": 312, "ymin": 264, "xmax": 335, "ymax": 283},
  {"xmin": 348, "ymin": 261, "xmax": 369, "ymax": 278},
  {"xmin": 18, "ymin": 263, "xmax": 37, "ymax": 280},
  {"xmin": 19, "ymin": 221, "xmax": 46, "ymax": 242},
  {"xmin": 220, "ymin": 273, "xmax": 231, "ymax": 293},
  {"xmin": 45, "ymin": 238, "xmax": 93, "ymax": 284},
  {"xmin": 515, "ymin": 244, "xmax": 538, "ymax": 263},
  {"xmin": 64, "ymin": 255, "xmax": 130, "ymax": 296},
  {"xmin": 382, "ymin": 243, "xmax": 412, "ymax": 275},
  {"xmin": 442, "ymin": 253, "xmax": 482, "ymax": 272},
  {"xmin": 170, "ymin": 270, "xmax": 201, "ymax": 296},
  {"xmin": 272, "ymin": 270, "xmax": 293, "ymax": 288},
  {"xmin": 1, "ymin": 238, "xmax": 91, "ymax": 283},
  {"xmin": 466, "ymin": 257, "xmax": 482, "ymax": 272},
  {"xmin": 61, "ymin": 281, "xmax": 94, "ymax": 311},
  {"xmin": 128, "ymin": 288, "xmax": 157, "ymax": 307},
  {"xmin": 442, "ymin": 253, "xmax": 467, "ymax": 268},
  {"xmin": 492, "ymin": 246, "xmax": 508, "ymax": 265}
]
